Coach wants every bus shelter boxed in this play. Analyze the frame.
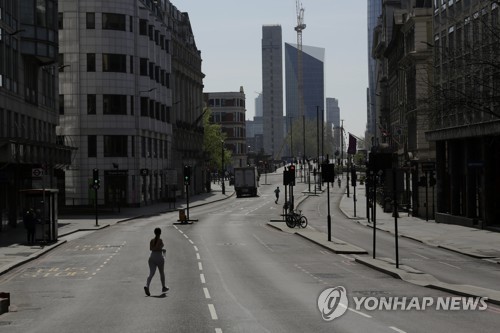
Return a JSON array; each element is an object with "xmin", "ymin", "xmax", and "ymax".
[{"xmin": 20, "ymin": 189, "xmax": 59, "ymax": 243}]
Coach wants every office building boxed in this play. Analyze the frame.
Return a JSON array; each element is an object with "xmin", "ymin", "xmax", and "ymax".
[
  {"xmin": 284, "ymin": 43, "xmax": 325, "ymax": 120},
  {"xmin": 367, "ymin": 0, "xmax": 382, "ymax": 148},
  {"xmin": 0, "ymin": 0, "xmax": 72, "ymax": 227},
  {"xmin": 205, "ymin": 88, "xmax": 247, "ymax": 169},
  {"xmin": 57, "ymin": 0, "xmax": 202, "ymax": 207},
  {"xmin": 426, "ymin": 0, "xmax": 500, "ymax": 228},
  {"xmin": 326, "ymin": 98, "xmax": 341, "ymax": 155},
  {"xmin": 261, "ymin": 25, "xmax": 284, "ymax": 159}
]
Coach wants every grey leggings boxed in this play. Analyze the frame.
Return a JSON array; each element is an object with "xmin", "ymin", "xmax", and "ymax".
[{"xmin": 146, "ymin": 252, "xmax": 166, "ymax": 288}]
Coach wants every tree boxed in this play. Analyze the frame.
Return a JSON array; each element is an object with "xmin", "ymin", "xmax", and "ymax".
[
  {"xmin": 425, "ymin": 0, "xmax": 500, "ymax": 127},
  {"xmin": 202, "ymin": 108, "xmax": 232, "ymax": 170}
]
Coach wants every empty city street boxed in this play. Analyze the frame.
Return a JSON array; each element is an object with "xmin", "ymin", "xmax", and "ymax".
[{"xmin": 1, "ymin": 173, "xmax": 500, "ymax": 332}]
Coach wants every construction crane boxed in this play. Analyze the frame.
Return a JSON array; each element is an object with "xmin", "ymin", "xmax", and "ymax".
[
  {"xmin": 295, "ymin": 1, "xmax": 306, "ymax": 162},
  {"xmin": 274, "ymin": 1, "xmax": 307, "ymax": 162},
  {"xmin": 295, "ymin": 1, "xmax": 306, "ymax": 122}
]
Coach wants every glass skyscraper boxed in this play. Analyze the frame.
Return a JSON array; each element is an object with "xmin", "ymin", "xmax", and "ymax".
[{"xmin": 284, "ymin": 43, "xmax": 325, "ymax": 121}]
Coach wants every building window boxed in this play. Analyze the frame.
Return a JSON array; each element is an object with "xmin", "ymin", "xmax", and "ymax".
[
  {"xmin": 130, "ymin": 55, "xmax": 134, "ymax": 74},
  {"xmin": 131, "ymin": 136, "xmax": 135, "ymax": 157},
  {"xmin": 149, "ymin": 100, "xmax": 155, "ymax": 118},
  {"xmin": 86, "ymin": 13, "xmax": 95, "ymax": 29},
  {"xmin": 57, "ymin": 53, "xmax": 66, "ymax": 73},
  {"xmin": 129, "ymin": 16, "xmax": 133, "ymax": 32},
  {"xmin": 102, "ymin": 13, "xmax": 126, "ymax": 31},
  {"xmin": 139, "ymin": 19, "xmax": 148, "ymax": 35},
  {"xmin": 102, "ymin": 53, "xmax": 126, "ymax": 73},
  {"xmin": 103, "ymin": 95, "xmax": 127, "ymax": 115},
  {"xmin": 104, "ymin": 135, "xmax": 128, "ymax": 157},
  {"xmin": 59, "ymin": 94, "xmax": 64, "ymax": 115},
  {"xmin": 141, "ymin": 136, "xmax": 146, "ymax": 157},
  {"xmin": 87, "ymin": 94, "xmax": 96, "ymax": 114},
  {"xmin": 149, "ymin": 62, "xmax": 154, "ymax": 80},
  {"xmin": 87, "ymin": 53, "xmax": 96, "ymax": 72},
  {"xmin": 140, "ymin": 58, "xmax": 148, "ymax": 76},
  {"xmin": 148, "ymin": 25, "xmax": 154, "ymax": 40},
  {"xmin": 130, "ymin": 96, "xmax": 134, "ymax": 116},
  {"xmin": 88, "ymin": 135, "xmax": 97, "ymax": 157},
  {"xmin": 141, "ymin": 97, "xmax": 148, "ymax": 116},
  {"xmin": 58, "ymin": 12, "xmax": 63, "ymax": 29}
]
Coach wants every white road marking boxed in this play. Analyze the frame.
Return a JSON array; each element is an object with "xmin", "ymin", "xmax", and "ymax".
[
  {"xmin": 412, "ymin": 252, "xmax": 430, "ymax": 260},
  {"xmin": 215, "ymin": 329, "xmax": 223, "ymax": 333},
  {"xmin": 200, "ymin": 273, "xmax": 206, "ymax": 284},
  {"xmin": 178, "ymin": 230, "xmax": 184, "ymax": 234},
  {"xmin": 198, "ymin": 262, "xmax": 203, "ymax": 271},
  {"xmin": 252, "ymin": 234, "xmax": 274, "ymax": 252},
  {"xmin": 189, "ymin": 239, "xmax": 194, "ymax": 244},
  {"xmin": 183, "ymin": 234, "xmax": 189, "ymax": 239},
  {"xmin": 194, "ymin": 246, "xmax": 199, "ymax": 251},
  {"xmin": 196, "ymin": 253, "xmax": 201, "ymax": 260},
  {"xmin": 390, "ymin": 326, "xmax": 407, "ymax": 333},
  {"xmin": 439, "ymin": 261, "xmax": 461, "ymax": 269},
  {"xmin": 203, "ymin": 287, "xmax": 211, "ymax": 299},
  {"xmin": 208, "ymin": 304, "xmax": 218, "ymax": 320}
]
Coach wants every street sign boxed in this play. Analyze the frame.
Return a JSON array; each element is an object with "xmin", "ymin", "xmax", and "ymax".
[{"xmin": 32, "ymin": 168, "xmax": 44, "ymax": 178}]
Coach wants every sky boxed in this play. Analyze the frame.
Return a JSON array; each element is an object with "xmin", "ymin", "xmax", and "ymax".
[{"xmin": 178, "ymin": 0, "xmax": 368, "ymax": 138}]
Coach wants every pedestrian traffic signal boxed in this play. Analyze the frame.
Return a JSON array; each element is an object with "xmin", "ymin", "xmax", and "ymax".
[
  {"xmin": 92, "ymin": 168, "xmax": 100, "ymax": 190},
  {"xmin": 183, "ymin": 165, "xmax": 191, "ymax": 185}
]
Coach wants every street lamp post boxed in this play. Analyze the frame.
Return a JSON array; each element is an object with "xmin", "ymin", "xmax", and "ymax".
[{"xmin": 221, "ymin": 140, "xmax": 225, "ymax": 195}]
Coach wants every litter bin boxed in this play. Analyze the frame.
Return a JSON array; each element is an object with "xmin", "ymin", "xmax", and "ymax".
[{"xmin": 178, "ymin": 209, "xmax": 186, "ymax": 222}]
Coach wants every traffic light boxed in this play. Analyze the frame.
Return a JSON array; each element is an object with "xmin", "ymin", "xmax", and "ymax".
[
  {"xmin": 322, "ymin": 163, "xmax": 335, "ymax": 182},
  {"xmin": 283, "ymin": 169, "xmax": 291, "ymax": 186},
  {"xmin": 183, "ymin": 165, "xmax": 191, "ymax": 185},
  {"xmin": 289, "ymin": 164, "xmax": 296, "ymax": 186},
  {"xmin": 92, "ymin": 168, "xmax": 100, "ymax": 190}
]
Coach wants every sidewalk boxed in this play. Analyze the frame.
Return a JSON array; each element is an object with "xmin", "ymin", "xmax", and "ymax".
[
  {"xmin": 267, "ymin": 177, "xmax": 500, "ymax": 304},
  {"xmin": 338, "ymin": 184, "xmax": 500, "ymax": 305},
  {"xmin": 0, "ymin": 183, "xmax": 234, "ymax": 278},
  {"xmin": 339, "ymin": 186, "xmax": 500, "ymax": 261}
]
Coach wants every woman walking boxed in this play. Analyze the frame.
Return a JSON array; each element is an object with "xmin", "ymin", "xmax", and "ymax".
[{"xmin": 144, "ymin": 228, "xmax": 169, "ymax": 296}]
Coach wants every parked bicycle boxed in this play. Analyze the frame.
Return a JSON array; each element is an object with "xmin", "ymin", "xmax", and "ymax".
[{"xmin": 285, "ymin": 210, "xmax": 308, "ymax": 228}]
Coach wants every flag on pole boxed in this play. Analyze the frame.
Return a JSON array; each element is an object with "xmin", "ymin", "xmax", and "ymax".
[{"xmin": 347, "ymin": 133, "xmax": 357, "ymax": 155}]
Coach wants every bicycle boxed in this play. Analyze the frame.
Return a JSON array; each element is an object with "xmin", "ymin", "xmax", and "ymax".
[{"xmin": 285, "ymin": 210, "xmax": 308, "ymax": 228}]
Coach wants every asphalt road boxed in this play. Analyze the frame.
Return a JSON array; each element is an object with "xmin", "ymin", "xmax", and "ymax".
[
  {"xmin": 303, "ymin": 180, "xmax": 500, "ymax": 292},
  {"xmin": 1, "ymin": 172, "xmax": 500, "ymax": 332}
]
